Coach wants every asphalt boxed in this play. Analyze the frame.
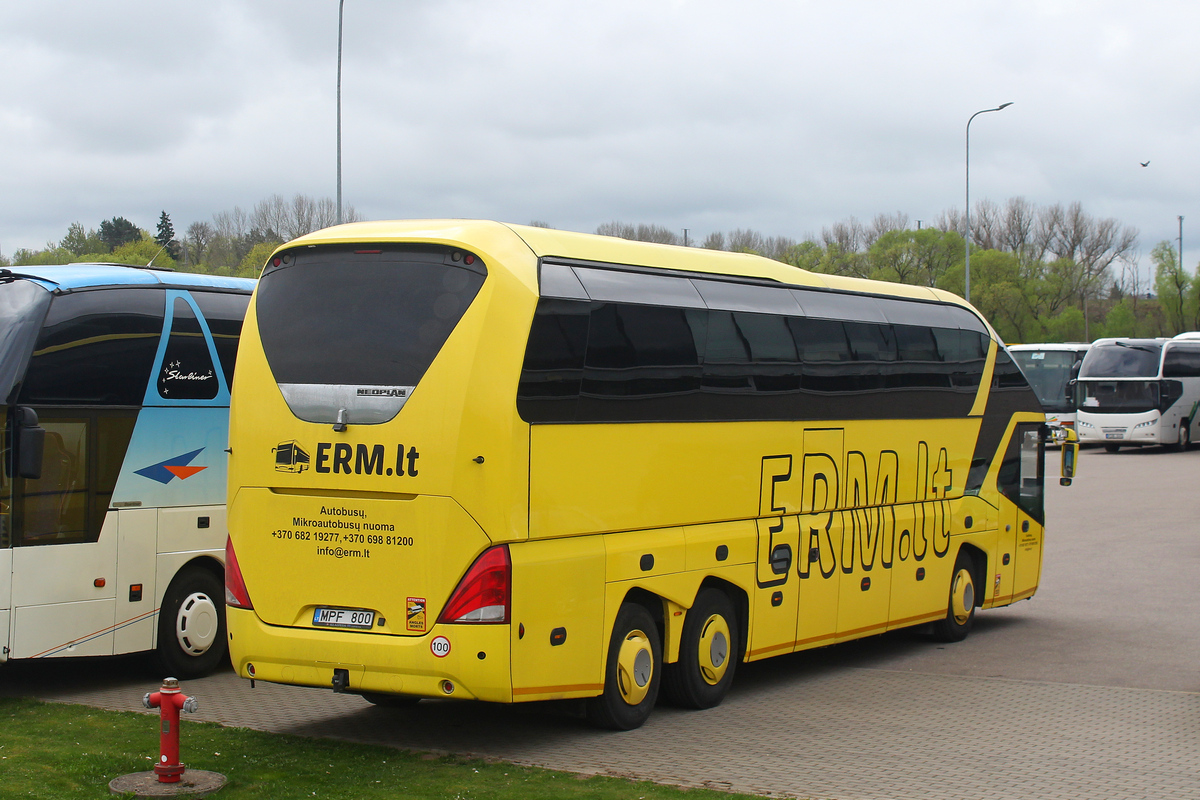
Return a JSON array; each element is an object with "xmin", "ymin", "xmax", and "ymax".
[{"xmin": 3, "ymin": 444, "xmax": 1198, "ymax": 799}]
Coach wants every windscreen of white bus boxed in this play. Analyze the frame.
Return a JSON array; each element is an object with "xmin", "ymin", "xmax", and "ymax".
[
  {"xmin": 255, "ymin": 246, "xmax": 486, "ymax": 425},
  {"xmin": 1010, "ymin": 349, "xmax": 1080, "ymax": 413}
]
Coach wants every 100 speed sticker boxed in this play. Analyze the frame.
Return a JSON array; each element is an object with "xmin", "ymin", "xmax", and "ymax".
[{"xmin": 430, "ymin": 636, "xmax": 451, "ymax": 658}]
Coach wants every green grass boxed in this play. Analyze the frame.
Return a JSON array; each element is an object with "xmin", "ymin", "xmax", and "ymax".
[{"xmin": 0, "ymin": 697, "xmax": 764, "ymax": 799}]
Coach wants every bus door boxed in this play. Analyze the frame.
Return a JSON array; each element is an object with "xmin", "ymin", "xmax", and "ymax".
[
  {"xmin": 10, "ymin": 413, "xmax": 128, "ymax": 658},
  {"xmin": 997, "ymin": 424, "xmax": 1045, "ymax": 601},
  {"xmin": 795, "ymin": 428, "xmax": 844, "ymax": 651}
]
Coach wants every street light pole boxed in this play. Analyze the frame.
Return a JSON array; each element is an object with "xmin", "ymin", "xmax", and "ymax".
[
  {"xmin": 336, "ymin": 0, "xmax": 345, "ymax": 225},
  {"xmin": 964, "ymin": 102, "xmax": 1013, "ymax": 304}
]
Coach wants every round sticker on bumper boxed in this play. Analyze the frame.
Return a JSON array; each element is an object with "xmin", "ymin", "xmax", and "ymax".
[{"xmin": 431, "ymin": 635, "xmax": 451, "ymax": 658}]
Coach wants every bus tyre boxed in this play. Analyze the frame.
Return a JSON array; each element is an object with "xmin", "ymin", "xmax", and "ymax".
[
  {"xmin": 1178, "ymin": 422, "xmax": 1191, "ymax": 451},
  {"xmin": 662, "ymin": 588, "xmax": 738, "ymax": 709},
  {"xmin": 931, "ymin": 552, "xmax": 976, "ymax": 643},
  {"xmin": 586, "ymin": 603, "xmax": 662, "ymax": 730},
  {"xmin": 155, "ymin": 566, "xmax": 228, "ymax": 679},
  {"xmin": 1104, "ymin": 444, "xmax": 1120, "ymax": 453}
]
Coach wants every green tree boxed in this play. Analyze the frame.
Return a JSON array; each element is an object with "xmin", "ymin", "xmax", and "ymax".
[
  {"xmin": 155, "ymin": 211, "xmax": 181, "ymax": 260},
  {"xmin": 1102, "ymin": 299, "xmax": 1137, "ymax": 338},
  {"xmin": 236, "ymin": 241, "xmax": 281, "ymax": 278},
  {"xmin": 1152, "ymin": 240, "xmax": 1193, "ymax": 335},
  {"xmin": 59, "ymin": 222, "xmax": 107, "ymax": 256},
  {"xmin": 105, "ymin": 234, "xmax": 178, "ymax": 268},
  {"xmin": 99, "ymin": 217, "xmax": 142, "ymax": 251}
]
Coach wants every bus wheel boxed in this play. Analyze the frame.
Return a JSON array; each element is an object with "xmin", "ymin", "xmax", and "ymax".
[
  {"xmin": 931, "ymin": 552, "xmax": 976, "ymax": 643},
  {"xmin": 1178, "ymin": 423, "xmax": 1192, "ymax": 451},
  {"xmin": 360, "ymin": 692, "xmax": 420, "ymax": 709},
  {"xmin": 662, "ymin": 588, "xmax": 738, "ymax": 709},
  {"xmin": 586, "ymin": 603, "xmax": 661, "ymax": 730},
  {"xmin": 1104, "ymin": 444, "xmax": 1120, "ymax": 453},
  {"xmin": 155, "ymin": 566, "xmax": 228, "ymax": 679}
]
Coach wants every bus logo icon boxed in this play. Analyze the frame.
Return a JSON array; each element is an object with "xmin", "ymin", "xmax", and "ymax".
[{"xmin": 273, "ymin": 440, "xmax": 310, "ymax": 473}]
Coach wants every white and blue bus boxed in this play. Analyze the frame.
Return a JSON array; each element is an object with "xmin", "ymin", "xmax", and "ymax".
[{"xmin": 1, "ymin": 264, "xmax": 254, "ymax": 677}]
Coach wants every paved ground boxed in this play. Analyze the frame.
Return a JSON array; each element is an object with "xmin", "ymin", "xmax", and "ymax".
[{"xmin": 4, "ymin": 445, "xmax": 1199, "ymax": 799}]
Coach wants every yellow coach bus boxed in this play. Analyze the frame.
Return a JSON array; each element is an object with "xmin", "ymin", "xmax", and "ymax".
[{"xmin": 224, "ymin": 220, "xmax": 1073, "ymax": 729}]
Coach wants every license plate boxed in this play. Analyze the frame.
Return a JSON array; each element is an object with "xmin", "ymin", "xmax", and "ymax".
[
  {"xmin": 1105, "ymin": 433, "xmax": 1123, "ymax": 440},
  {"xmin": 313, "ymin": 607, "xmax": 375, "ymax": 629}
]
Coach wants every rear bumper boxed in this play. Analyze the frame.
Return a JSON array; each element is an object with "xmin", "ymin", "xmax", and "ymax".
[{"xmin": 226, "ymin": 606, "xmax": 513, "ymax": 702}]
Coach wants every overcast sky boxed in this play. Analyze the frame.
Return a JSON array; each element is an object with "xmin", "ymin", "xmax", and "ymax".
[{"xmin": 2, "ymin": 1, "xmax": 1197, "ymax": 284}]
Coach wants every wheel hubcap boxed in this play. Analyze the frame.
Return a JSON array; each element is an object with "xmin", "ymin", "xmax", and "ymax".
[
  {"xmin": 950, "ymin": 568, "xmax": 974, "ymax": 625},
  {"xmin": 698, "ymin": 614, "xmax": 731, "ymax": 685},
  {"xmin": 616, "ymin": 629, "xmax": 654, "ymax": 705},
  {"xmin": 175, "ymin": 592, "xmax": 218, "ymax": 656}
]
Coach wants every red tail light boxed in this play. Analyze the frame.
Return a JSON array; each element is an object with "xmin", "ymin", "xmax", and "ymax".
[
  {"xmin": 224, "ymin": 536, "xmax": 254, "ymax": 610},
  {"xmin": 438, "ymin": 545, "xmax": 510, "ymax": 624}
]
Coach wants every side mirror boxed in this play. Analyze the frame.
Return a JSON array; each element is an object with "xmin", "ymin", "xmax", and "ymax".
[
  {"xmin": 1059, "ymin": 427, "xmax": 1079, "ymax": 486},
  {"xmin": 14, "ymin": 406, "xmax": 45, "ymax": 480}
]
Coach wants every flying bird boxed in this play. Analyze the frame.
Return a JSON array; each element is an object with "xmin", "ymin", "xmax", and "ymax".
[{"xmin": 1140, "ymin": 160, "xmax": 1150, "ymax": 167}]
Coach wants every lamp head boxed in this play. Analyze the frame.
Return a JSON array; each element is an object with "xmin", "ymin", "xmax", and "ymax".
[{"xmin": 998, "ymin": 102, "xmax": 1014, "ymax": 110}]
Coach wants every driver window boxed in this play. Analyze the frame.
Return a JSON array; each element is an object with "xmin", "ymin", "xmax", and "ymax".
[{"xmin": 997, "ymin": 423, "xmax": 1044, "ymax": 523}]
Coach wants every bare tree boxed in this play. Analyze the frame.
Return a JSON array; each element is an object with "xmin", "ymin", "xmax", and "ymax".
[
  {"xmin": 595, "ymin": 221, "xmax": 681, "ymax": 245},
  {"xmin": 702, "ymin": 231, "xmax": 726, "ymax": 250},
  {"xmin": 864, "ymin": 212, "xmax": 909, "ymax": 249},
  {"xmin": 821, "ymin": 217, "xmax": 865, "ymax": 253}
]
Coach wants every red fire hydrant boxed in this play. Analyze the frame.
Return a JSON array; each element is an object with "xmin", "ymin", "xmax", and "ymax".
[{"xmin": 141, "ymin": 677, "xmax": 198, "ymax": 783}]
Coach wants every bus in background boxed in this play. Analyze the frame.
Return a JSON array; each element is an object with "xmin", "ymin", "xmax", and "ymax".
[
  {"xmin": 224, "ymin": 221, "xmax": 1075, "ymax": 730},
  {"xmin": 1, "ymin": 264, "xmax": 255, "ymax": 677},
  {"xmin": 1075, "ymin": 336, "xmax": 1200, "ymax": 452},
  {"xmin": 1008, "ymin": 343, "xmax": 1090, "ymax": 431}
]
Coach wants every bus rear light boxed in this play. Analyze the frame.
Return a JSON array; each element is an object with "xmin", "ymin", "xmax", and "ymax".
[
  {"xmin": 438, "ymin": 545, "xmax": 510, "ymax": 624},
  {"xmin": 224, "ymin": 536, "xmax": 254, "ymax": 610}
]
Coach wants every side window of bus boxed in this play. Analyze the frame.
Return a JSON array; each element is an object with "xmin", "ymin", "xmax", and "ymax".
[
  {"xmin": 191, "ymin": 290, "xmax": 251, "ymax": 389},
  {"xmin": 997, "ymin": 423, "xmax": 1044, "ymax": 523},
  {"xmin": 158, "ymin": 297, "xmax": 218, "ymax": 400},
  {"xmin": 18, "ymin": 289, "xmax": 165, "ymax": 406},
  {"xmin": 15, "ymin": 410, "xmax": 136, "ymax": 546},
  {"xmin": 1163, "ymin": 345, "xmax": 1200, "ymax": 378},
  {"xmin": 580, "ymin": 303, "xmax": 702, "ymax": 402},
  {"xmin": 516, "ymin": 299, "xmax": 591, "ymax": 422}
]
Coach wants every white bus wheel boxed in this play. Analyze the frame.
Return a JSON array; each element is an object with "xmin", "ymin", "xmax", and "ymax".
[{"xmin": 155, "ymin": 566, "xmax": 228, "ymax": 679}]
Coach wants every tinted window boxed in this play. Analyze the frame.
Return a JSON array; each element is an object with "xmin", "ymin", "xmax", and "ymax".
[
  {"xmin": 192, "ymin": 290, "xmax": 250, "ymax": 388},
  {"xmin": 256, "ymin": 247, "xmax": 485, "ymax": 387},
  {"xmin": 158, "ymin": 297, "xmax": 219, "ymax": 400},
  {"xmin": 516, "ymin": 299, "xmax": 590, "ymax": 422},
  {"xmin": 18, "ymin": 289, "xmax": 165, "ymax": 406},
  {"xmin": 518, "ymin": 294, "xmax": 993, "ymax": 423},
  {"xmin": 579, "ymin": 304, "xmax": 702, "ymax": 420},
  {"xmin": 1163, "ymin": 345, "xmax": 1200, "ymax": 378},
  {"xmin": 1080, "ymin": 342, "xmax": 1163, "ymax": 378}
]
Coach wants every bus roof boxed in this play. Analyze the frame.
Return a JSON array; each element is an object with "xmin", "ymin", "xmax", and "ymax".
[
  {"xmin": 280, "ymin": 219, "xmax": 982, "ymax": 313},
  {"xmin": 4, "ymin": 264, "xmax": 256, "ymax": 293}
]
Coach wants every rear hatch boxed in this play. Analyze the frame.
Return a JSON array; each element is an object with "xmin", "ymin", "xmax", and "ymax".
[{"xmin": 234, "ymin": 244, "xmax": 491, "ymax": 634}]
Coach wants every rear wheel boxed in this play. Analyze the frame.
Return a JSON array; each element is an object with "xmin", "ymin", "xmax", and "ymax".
[
  {"xmin": 155, "ymin": 566, "xmax": 228, "ymax": 679},
  {"xmin": 586, "ymin": 603, "xmax": 661, "ymax": 730},
  {"xmin": 662, "ymin": 588, "xmax": 738, "ymax": 709},
  {"xmin": 930, "ymin": 551, "xmax": 976, "ymax": 643}
]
